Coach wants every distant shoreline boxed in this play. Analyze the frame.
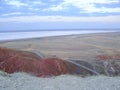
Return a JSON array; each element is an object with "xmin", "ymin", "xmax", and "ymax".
[{"xmin": 0, "ymin": 28, "xmax": 120, "ymax": 33}]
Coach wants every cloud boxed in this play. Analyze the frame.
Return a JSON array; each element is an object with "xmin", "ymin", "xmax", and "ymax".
[
  {"xmin": 45, "ymin": 0, "xmax": 120, "ymax": 13},
  {"xmin": 5, "ymin": 0, "xmax": 28, "ymax": 7},
  {"xmin": 44, "ymin": 5, "xmax": 64, "ymax": 11},
  {"xmin": 82, "ymin": 6, "xmax": 120, "ymax": 13},
  {"xmin": 32, "ymin": 1, "xmax": 45, "ymax": 5},
  {"xmin": 28, "ymin": 1, "xmax": 46, "ymax": 11},
  {"xmin": 1, "ymin": 12, "xmax": 35, "ymax": 17},
  {"xmin": 3, "ymin": 0, "xmax": 46, "ymax": 11},
  {"xmin": 5, "ymin": 0, "xmax": 46, "ymax": 7},
  {"xmin": 1, "ymin": 0, "xmax": 120, "ymax": 18},
  {"xmin": 0, "ymin": 15, "xmax": 120, "ymax": 23},
  {"xmin": 1, "ymin": 12, "xmax": 24, "ymax": 16},
  {"xmin": 63, "ymin": 0, "xmax": 119, "ymax": 4},
  {"xmin": 28, "ymin": 7, "xmax": 40, "ymax": 11}
]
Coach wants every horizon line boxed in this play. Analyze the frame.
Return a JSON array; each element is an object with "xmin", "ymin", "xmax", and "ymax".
[{"xmin": 0, "ymin": 28, "xmax": 120, "ymax": 33}]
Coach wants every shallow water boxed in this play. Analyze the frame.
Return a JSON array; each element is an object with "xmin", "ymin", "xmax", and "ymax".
[{"xmin": 0, "ymin": 30, "xmax": 117, "ymax": 41}]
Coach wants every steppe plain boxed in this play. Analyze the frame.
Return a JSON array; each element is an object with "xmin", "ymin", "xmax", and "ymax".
[{"xmin": 0, "ymin": 32, "xmax": 120, "ymax": 61}]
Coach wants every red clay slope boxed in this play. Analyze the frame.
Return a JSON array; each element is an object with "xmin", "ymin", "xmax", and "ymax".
[
  {"xmin": 96, "ymin": 54, "xmax": 120, "ymax": 60},
  {"xmin": 0, "ymin": 47, "xmax": 77, "ymax": 77}
]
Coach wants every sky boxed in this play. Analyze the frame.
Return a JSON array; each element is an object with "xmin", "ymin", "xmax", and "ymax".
[{"xmin": 0, "ymin": 0, "xmax": 120, "ymax": 31}]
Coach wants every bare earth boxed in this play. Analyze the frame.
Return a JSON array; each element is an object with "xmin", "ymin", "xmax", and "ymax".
[
  {"xmin": 1, "ymin": 32, "xmax": 120, "ymax": 90},
  {"xmin": 0, "ymin": 32, "xmax": 120, "ymax": 61}
]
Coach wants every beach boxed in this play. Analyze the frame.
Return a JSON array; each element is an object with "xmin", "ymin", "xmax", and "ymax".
[{"xmin": 0, "ymin": 32, "xmax": 120, "ymax": 90}]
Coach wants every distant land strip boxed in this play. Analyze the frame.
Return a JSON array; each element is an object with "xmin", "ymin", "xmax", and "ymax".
[{"xmin": 0, "ymin": 28, "xmax": 120, "ymax": 33}]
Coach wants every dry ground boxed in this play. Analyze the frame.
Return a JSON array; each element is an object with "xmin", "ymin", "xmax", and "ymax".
[{"xmin": 0, "ymin": 32, "xmax": 120, "ymax": 61}]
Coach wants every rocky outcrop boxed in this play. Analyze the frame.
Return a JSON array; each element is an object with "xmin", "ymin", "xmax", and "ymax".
[{"xmin": 94, "ymin": 54, "xmax": 120, "ymax": 76}]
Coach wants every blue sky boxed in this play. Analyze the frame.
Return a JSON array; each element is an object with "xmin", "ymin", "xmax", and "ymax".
[{"xmin": 0, "ymin": 0, "xmax": 120, "ymax": 31}]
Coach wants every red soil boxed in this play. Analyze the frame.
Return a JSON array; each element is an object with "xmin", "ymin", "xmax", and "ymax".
[
  {"xmin": 0, "ymin": 47, "xmax": 77, "ymax": 77},
  {"xmin": 96, "ymin": 54, "xmax": 120, "ymax": 60}
]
